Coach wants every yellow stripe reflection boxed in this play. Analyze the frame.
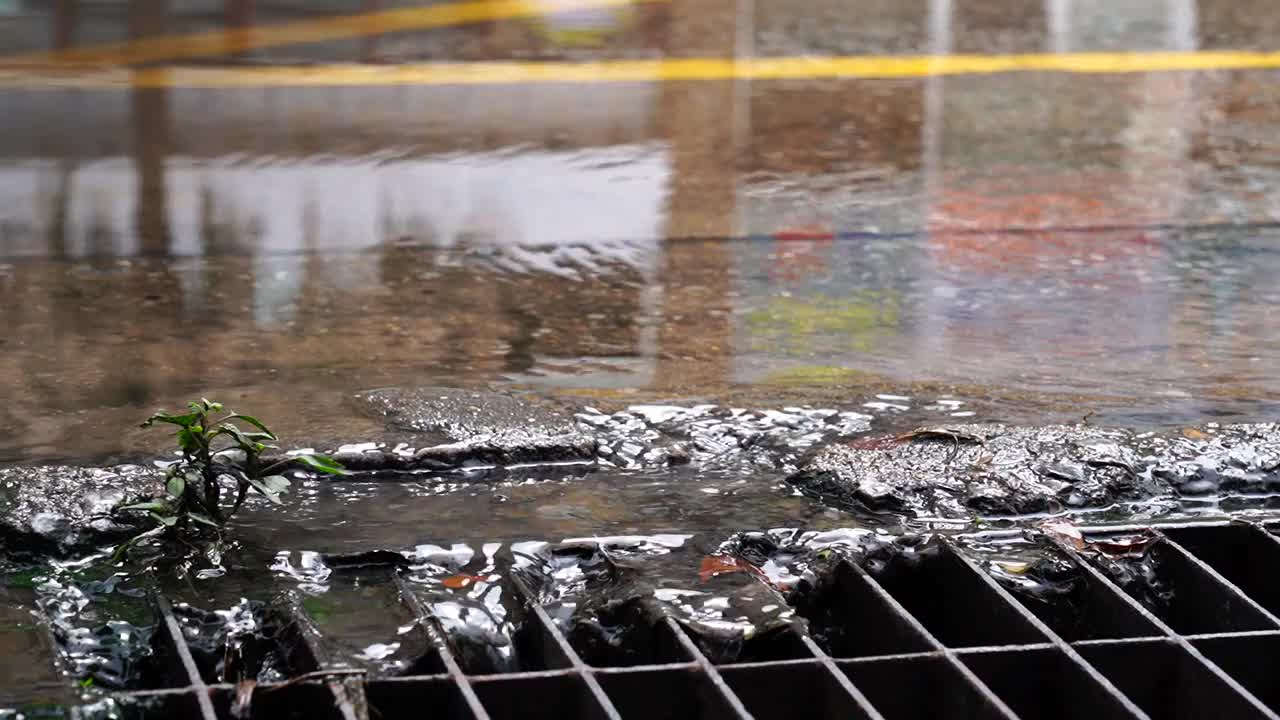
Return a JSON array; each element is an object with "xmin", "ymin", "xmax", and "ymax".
[
  {"xmin": 2, "ymin": 51, "xmax": 1279, "ymax": 89},
  {"xmin": 3, "ymin": 0, "xmax": 664, "ymax": 67}
]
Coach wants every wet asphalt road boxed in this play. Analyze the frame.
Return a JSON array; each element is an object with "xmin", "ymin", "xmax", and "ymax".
[{"xmin": 2, "ymin": 0, "xmax": 1280, "ymax": 462}]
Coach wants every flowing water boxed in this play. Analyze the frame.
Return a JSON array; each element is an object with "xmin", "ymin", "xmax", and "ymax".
[{"xmin": 6, "ymin": 0, "xmax": 1280, "ymax": 711}]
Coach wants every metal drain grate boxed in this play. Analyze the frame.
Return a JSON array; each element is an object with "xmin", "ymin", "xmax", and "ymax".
[{"xmin": 80, "ymin": 520, "xmax": 1280, "ymax": 719}]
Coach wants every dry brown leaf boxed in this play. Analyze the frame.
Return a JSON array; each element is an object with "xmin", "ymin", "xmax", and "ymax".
[
  {"xmin": 1089, "ymin": 531, "xmax": 1162, "ymax": 558},
  {"xmin": 232, "ymin": 679, "xmax": 256, "ymax": 719},
  {"xmin": 1039, "ymin": 520, "xmax": 1086, "ymax": 551}
]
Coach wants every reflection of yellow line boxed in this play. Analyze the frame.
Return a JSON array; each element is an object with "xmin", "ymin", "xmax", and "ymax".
[
  {"xmin": 3, "ymin": 51, "xmax": 1280, "ymax": 88},
  {"xmin": 2, "ymin": 0, "xmax": 662, "ymax": 67}
]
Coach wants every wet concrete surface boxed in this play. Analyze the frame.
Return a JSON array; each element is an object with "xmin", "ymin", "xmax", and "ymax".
[
  {"xmin": 6, "ymin": 0, "xmax": 1280, "ymax": 710},
  {"xmin": 788, "ymin": 422, "xmax": 1280, "ymax": 518}
]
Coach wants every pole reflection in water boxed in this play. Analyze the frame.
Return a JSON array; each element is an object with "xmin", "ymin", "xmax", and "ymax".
[{"xmin": 0, "ymin": 0, "xmax": 1278, "ymax": 464}]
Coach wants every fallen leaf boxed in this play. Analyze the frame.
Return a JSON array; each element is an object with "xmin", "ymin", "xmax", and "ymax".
[
  {"xmin": 1182, "ymin": 427, "xmax": 1211, "ymax": 440},
  {"xmin": 1040, "ymin": 521, "xmax": 1161, "ymax": 558},
  {"xmin": 441, "ymin": 574, "xmax": 488, "ymax": 590},
  {"xmin": 232, "ymin": 680, "xmax": 256, "ymax": 719},
  {"xmin": 699, "ymin": 555, "xmax": 762, "ymax": 583},
  {"xmin": 1039, "ymin": 520, "xmax": 1086, "ymax": 551},
  {"xmin": 1089, "ymin": 531, "xmax": 1162, "ymax": 558}
]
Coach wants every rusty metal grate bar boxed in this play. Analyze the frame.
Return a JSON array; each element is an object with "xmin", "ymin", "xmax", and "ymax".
[{"xmin": 63, "ymin": 521, "xmax": 1280, "ymax": 718}]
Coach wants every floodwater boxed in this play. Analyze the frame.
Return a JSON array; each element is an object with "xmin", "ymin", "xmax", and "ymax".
[
  {"xmin": 4, "ymin": 1, "xmax": 1280, "ymax": 467},
  {"xmin": 5, "ymin": 0, "xmax": 1280, "ymax": 711},
  {"xmin": 4, "ymin": 2, "xmax": 1280, "ymax": 466}
]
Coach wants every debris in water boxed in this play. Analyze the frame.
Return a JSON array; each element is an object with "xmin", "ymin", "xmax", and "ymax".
[
  {"xmin": 697, "ymin": 555, "xmax": 765, "ymax": 584},
  {"xmin": 355, "ymin": 642, "xmax": 400, "ymax": 661},
  {"xmin": 232, "ymin": 679, "xmax": 256, "ymax": 720},
  {"xmin": 961, "ymin": 536, "xmax": 1102, "ymax": 641},
  {"xmin": 1040, "ymin": 520, "xmax": 1088, "ymax": 550},
  {"xmin": 1091, "ymin": 541, "xmax": 1174, "ymax": 620},
  {"xmin": 1040, "ymin": 520, "xmax": 1161, "ymax": 558},
  {"xmin": 440, "ymin": 574, "xmax": 490, "ymax": 590}
]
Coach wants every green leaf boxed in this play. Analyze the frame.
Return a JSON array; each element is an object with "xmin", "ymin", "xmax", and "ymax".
[
  {"xmin": 110, "ymin": 541, "xmax": 132, "ymax": 564},
  {"xmin": 187, "ymin": 512, "xmax": 222, "ymax": 529},
  {"xmin": 166, "ymin": 474, "xmax": 186, "ymax": 498},
  {"xmin": 258, "ymin": 474, "xmax": 291, "ymax": 493},
  {"xmin": 110, "ymin": 527, "xmax": 163, "ymax": 563},
  {"xmin": 212, "ymin": 423, "xmax": 252, "ymax": 448},
  {"xmin": 176, "ymin": 427, "xmax": 205, "ymax": 454},
  {"xmin": 150, "ymin": 512, "xmax": 179, "ymax": 527},
  {"xmin": 141, "ymin": 411, "xmax": 199, "ymax": 429},
  {"xmin": 222, "ymin": 414, "xmax": 277, "ymax": 440},
  {"xmin": 213, "ymin": 423, "xmax": 275, "ymax": 453},
  {"xmin": 245, "ymin": 474, "xmax": 290, "ymax": 504},
  {"xmin": 246, "ymin": 484, "xmax": 282, "ymax": 504},
  {"xmin": 116, "ymin": 500, "xmax": 174, "ymax": 514},
  {"xmin": 200, "ymin": 398, "xmax": 224, "ymax": 412},
  {"xmin": 291, "ymin": 454, "xmax": 349, "ymax": 476}
]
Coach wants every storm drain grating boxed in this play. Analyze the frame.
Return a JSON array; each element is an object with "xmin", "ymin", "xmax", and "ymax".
[{"xmin": 80, "ymin": 520, "xmax": 1280, "ymax": 719}]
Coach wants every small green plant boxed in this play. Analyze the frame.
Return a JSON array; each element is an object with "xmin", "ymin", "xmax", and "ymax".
[{"xmin": 113, "ymin": 398, "xmax": 347, "ymax": 560}]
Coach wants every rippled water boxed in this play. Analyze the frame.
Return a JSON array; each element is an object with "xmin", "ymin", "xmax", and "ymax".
[
  {"xmin": 5, "ymin": 229, "xmax": 1280, "ymax": 466},
  {"xmin": 7, "ymin": 0, "xmax": 1280, "ymax": 710},
  {"xmin": 5, "ymin": 65, "xmax": 1280, "ymax": 463}
]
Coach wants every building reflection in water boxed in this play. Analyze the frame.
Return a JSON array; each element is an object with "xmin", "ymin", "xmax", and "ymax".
[{"xmin": 2, "ymin": 0, "xmax": 1280, "ymax": 461}]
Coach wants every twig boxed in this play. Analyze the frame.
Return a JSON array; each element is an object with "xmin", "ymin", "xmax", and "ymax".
[
  {"xmin": 230, "ymin": 481, "xmax": 250, "ymax": 515},
  {"xmin": 258, "ymin": 457, "xmax": 298, "ymax": 476},
  {"xmin": 257, "ymin": 668, "xmax": 367, "ymax": 693},
  {"xmin": 893, "ymin": 427, "xmax": 983, "ymax": 465}
]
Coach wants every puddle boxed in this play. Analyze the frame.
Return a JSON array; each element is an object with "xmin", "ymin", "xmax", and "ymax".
[
  {"xmin": 958, "ymin": 534, "xmax": 1165, "ymax": 642},
  {"xmin": 0, "ymin": 582, "xmax": 75, "ymax": 711},
  {"xmin": 27, "ymin": 559, "xmax": 153, "ymax": 692},
  {"xmin": 4, "ymin": 230, "xmax": 1280, "ymax": 467},
  {"xmin": 1085, "ymin": 538, "xmax": 1180, "ymax": 626},
  {"xmin": 5, "ymin": 416, "xmax": 1280, "ymax": 706},
  {"xmin": 230, "ymin": 464, "xmax": 840, "ymax": 554},
  {"xmin": 8, "ymin": 3, "xmax": 1280, "ymax": 713},
  {"xmin": 287, "ymin": 576, "xmax": 427, "ymax": 676},
  {"xmin": 8, "ymin": 518, "xmax": 1280, "ymax": 710}
]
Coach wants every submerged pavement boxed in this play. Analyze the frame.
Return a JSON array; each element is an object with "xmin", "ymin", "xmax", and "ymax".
[
  {"xmin": 5, "ymin": 386, "xmax": 1279, "ymax": 562},
  {"xmin": 3, "ymin": 1, "xmax": 1280, "ymax": 465}
]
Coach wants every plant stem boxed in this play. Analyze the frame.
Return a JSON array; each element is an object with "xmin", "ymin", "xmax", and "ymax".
[
  {"xmin": 195, "ymin": 412, "xmax": 224, "ymax": 523},
  {"xmin": 258, "ymin": 457, "xmax": 294, "ymax": 475}
]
